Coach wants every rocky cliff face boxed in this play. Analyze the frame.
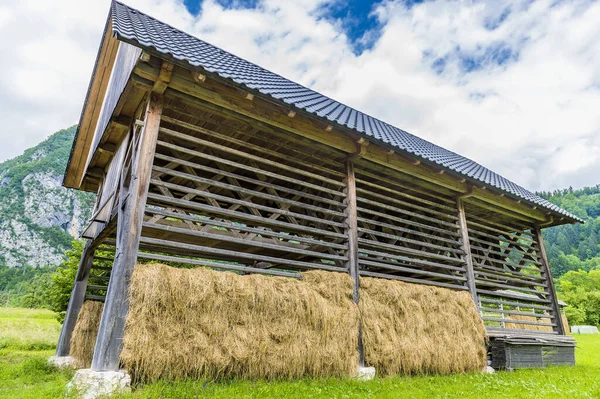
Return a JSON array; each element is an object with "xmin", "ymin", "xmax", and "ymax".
[{"xmin": 0, "ymin": 126, "xmax": 95, "ymax": 268}]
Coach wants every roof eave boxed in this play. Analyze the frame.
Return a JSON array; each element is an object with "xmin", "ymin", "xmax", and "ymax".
[{"xmin": 63, "ymin": 9, "xmax": 117, "ymax": 190}]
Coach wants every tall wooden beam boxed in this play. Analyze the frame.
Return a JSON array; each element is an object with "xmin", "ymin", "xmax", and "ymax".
[
  {"xmin": 535, "ymin": 226, "xmax": 566, "ymax": 335},
  {"xmin": 91, "ymin": 92, "xmax": 164, "ymax": 371},
  {"xmin": 55, "ymin": 241, "xmax": 95, "ymax": 356},
  {"xmin": 456, "ymin": 199, "xmax": 478, "ymax": 305},
  {"xmin": 344, "ymin": 158, "xmax": 364, "ymax": 366}
]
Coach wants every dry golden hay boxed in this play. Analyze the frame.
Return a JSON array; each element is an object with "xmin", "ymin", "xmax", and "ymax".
[
  {"xmin": 562, "ymin": 314, "xmax": 570, "ymax": 334},
  {"xmin": 70, "ymin": 300, "xmax": 104, "ymax": 368},
  {"xmin": 505, "ymin": 314, "xmax": 554, "ymax": 332},
  {"xmin": 121, "ymin": 263, "xmax": 359, "ymax": 382},
  {"xmin": 359, "ymin": 277, "xmax": 488, "ymax": 376}
]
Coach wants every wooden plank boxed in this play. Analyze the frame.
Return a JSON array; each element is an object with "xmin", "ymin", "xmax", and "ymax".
[
  {"xmin": 136, "ymin": 252, "xmax": 301, "ymax": 278},
  {"xmin": 357, "ymin": 227, "xmax": 463, "ymax": 254},
  {"xmin": 475, "ymin": 279, "xmax": 549, "ymax": 296},
  {"xmin": 55, "ymin": 242, "xmax": 95, "ymax": 356},
  {"xmin": 357, "ymin": 217, "xmax": 460, "ymax": 247},
  {"xmin": 486, "ymin": 326, "xmax": 558, "ymax": 335},
  {"xmin": 156, "ymin": 140, "xmax": 344, "ymax": 197},
  {"xmin": 159, "ymin": 126, "xmax": 345, "ymax": 187},
  {"xmin": 91, "ymin": 93, "xmax": 163, "ymax": 372},
  {"xmin": 345, "ymin": 159, "xmax": 360, "ymax": 301},
  {"xmin": 160, "ymin": 114, "xmax": 345, "ymax": 179},
  {"xmin": 359, "ymin": 258, "xmax": 466, "ymax": 281},
  {"xmin": 139, "ymin": 236, "xmax": 345, "ymax": 272},
  {"xmin": 476, "ymin": 289, "xmax": 551, "ymax": 304},
  {"xmin": 150, "ymin": 178, "xmax": 345, "ymax": 228},
  {"xmin": 146, "ymin": 208, "xmax": 346, "ymax": 250},
  {"xmin": 481, "ymin": 308, "xmax": 554, "ymax": 319},
  {"xmin": 474, "ymin": 270, "xmax": 547, "ymax": 286},
  {"xmin": 360, "ymin": 270, "xmax": 469, "ymax": 290},
  {"xmin": 146, "ymin": 193, "xmax": 346, "ymax": 239},
  {"xmin": 357, "ymin": 207, "xmax": 460, "ymax": 237},
  {"xmin": 457, "ymin": 198, "xmax": 478, "ymax": 304},
  {"xmin": 346, "ymin": 160, "xmax": 364, "ymax": 368},
  {"xmin": 357, "ymin": 186, "xmax": 458, "ymax": 220},
  {"xmin": 64, "ymin": 20, "xmax": 119, "ymax": 188},
  {"xmin": 358, "ymin": 238, "xmax": 465, "ymax": 264},
  {"xmin": 358, "ymin": 247, "xmax": 466, "ymax": 272},
  {"xmin": 153, "ymin": 152, "xmax": 343, "ymax": 207},
  {"xmin": 84, "ymin": 295, "xmax": 106, "ymax": 302},
  {"xmin": 467, "ymin": 218, "xmax": 537, "ymax": 244},
  {"xmin": 151, "ymin": 166, "xmax": 345, "ymax": 218},
  {"xmin": 479, "ymin": 298, "xmax": 553, "ymax": 312},
  {"xmin": 535, "ymin": 226, "xmax": 566, "ymax": 335},
  {"xmin": 357, "ymin": 196, "xmax": 458, "ymax": 227},
  {"xmin": 482, "ymin": 316, "xmax": 555, "ymax": 328},
  {"xmin": 142, "ymin": 222, "xmax": 347, "ymax": 262}
]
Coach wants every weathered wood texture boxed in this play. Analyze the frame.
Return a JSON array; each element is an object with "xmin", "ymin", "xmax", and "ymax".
[
  {"xmin": 353, "ymin": 159, "xmax": 469, "ymax": 291},
  {"xmin": 463, "ymin": 201, "xmax": 559, "ymax": 333},
  {"xmin": 344, "ymin": 159, "xmax": 364, "ymax": 366},
  {"xmin": 535, "ymin": 226, "xmax": 566, "ymax": 335},
  {"xmin": 55, "ymin": 242, "xmax": 95, "ymax": 356},
  {"xmin": 64, "ymin": 19, "xmax": 119, "ymax": 189},
  {"xmin": 138, "ymin": 96, "xmax": 349, "ymax": 275},
  {"xmin": 457, "ymin": 198, "xmax": 478, "ymax": 304},
  {"xmin": 91, "ymin": 93, "xmax": 164, "ymax": 371},
  {"xmin": 81, "ymin": 135, "xmax": 130, "ymax": 240}
]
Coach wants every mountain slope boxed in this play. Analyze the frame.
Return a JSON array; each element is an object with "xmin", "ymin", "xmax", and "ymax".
[
  {"xmin": 0, "ymin": 126, "xmax": 95, "ymax": 268},
  {"xmin": 539, "ymin": 186, "xmax": 600, "ymax": 278}
]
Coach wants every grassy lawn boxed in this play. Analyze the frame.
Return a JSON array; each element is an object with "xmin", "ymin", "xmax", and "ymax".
[
  {"xmin": 2, "ymin": 307, "xmax": 600, "ymax": 398},
  {"xmin": 0, "ymin": 308, "xmax": 73, "ymax": 399}
]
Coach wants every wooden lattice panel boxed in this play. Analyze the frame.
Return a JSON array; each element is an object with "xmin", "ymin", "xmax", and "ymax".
[
  {"xmin": 464, "ymin": 205, "xmax": 558, "ymax": 334},
  {"xmin": 138, "ymin": 100, "xmax": 350, "ymax": 277},
  {"xmin": 353, "ymin": 162, "xmax": 469, "ymax": 290}
]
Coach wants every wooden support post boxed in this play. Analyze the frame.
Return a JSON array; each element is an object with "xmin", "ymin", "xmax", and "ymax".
[
  {"xmin": 456, "ymin": 198, "xmax": 478, "ymax": 305},
  {"xmin": 535, "ymin": 226, "xmax": 566, "ymax": 335},
  {"xmin": 345, "ymin": 158, "xmax": 364, "ymax": 367},
  {"xmin": 55, "ymin": 241, "xmax": 95, "ymax": 356},
  {"xmin": 91, "ymin": 92, "xmax": 164, "ymax": 371}
]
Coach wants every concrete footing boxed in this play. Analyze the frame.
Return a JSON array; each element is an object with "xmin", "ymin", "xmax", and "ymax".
[
  {"xmin": 483, "ymin": 366, "xmax": 495, "ymax": 374},
  {"xmin": 67, "ymin": 368, "xmax": 131, "ymax": 399},
  {"xmin": 356, "ymin": 366, "xmax": 376, "ymax": 381},
  {"xmin": 47, "ymin": 356, "xmax": 77, "ymax": 369}
]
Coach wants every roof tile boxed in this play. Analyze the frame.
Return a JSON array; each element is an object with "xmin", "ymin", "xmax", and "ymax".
[{"xmin": 111, "ymin": 1, "xmax": 582, "ymax": 223}]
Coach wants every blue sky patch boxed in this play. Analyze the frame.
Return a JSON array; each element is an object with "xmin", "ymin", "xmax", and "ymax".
[
  {"xmin": 484, "ymin": 7, "xmax": 511, "ymax": 30},
  {"xmin": 182, "ymin": 0, "xmax": 430, "ymax": 55}
]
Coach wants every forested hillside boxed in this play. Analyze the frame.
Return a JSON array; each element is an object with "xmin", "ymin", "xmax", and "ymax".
[
  {"xmin": 0, "ymin": 126, "xmax": 95, "ymax": 268},
  {"xmin": 539, "ymin": 186, "xmax": 600, "ymax": 278}
]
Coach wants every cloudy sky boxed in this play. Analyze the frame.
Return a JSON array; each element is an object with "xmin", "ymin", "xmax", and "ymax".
[{"xmin": 1, "ymin": 0, "xmax": 598, "ymax": 192}]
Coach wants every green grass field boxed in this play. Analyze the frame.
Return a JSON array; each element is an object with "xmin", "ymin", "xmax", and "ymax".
[{"xmin": 1, "ymin": 307, "xmax": 599, "ymax": 399}]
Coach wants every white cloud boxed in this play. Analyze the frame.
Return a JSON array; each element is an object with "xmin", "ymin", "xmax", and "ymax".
[{"xmin": 0, "ymin": 0, "xmax": 598, "ymax": 192}]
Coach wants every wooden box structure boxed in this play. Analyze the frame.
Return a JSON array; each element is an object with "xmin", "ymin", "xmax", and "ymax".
[{"xmin": 58, "ymin": 1, "xmax": 581, "ymax": 372}]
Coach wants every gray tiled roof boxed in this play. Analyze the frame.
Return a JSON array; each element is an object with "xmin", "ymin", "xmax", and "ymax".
[{"xmin": 110, "ymin": 1, "xmax": 582, "ymax": 224}]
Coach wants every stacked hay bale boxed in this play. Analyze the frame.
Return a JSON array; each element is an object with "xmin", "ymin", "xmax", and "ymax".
[
  {"xmin": 562, "ymin": 314, "xmax": 570, "ymax": 334},
  {"xmin": 120, "ymin": 264, "xmax": 359, "ymax": 381},
  {"xmin": 70, "ymin": 300, "xmax": 104, "ymax": 368},
  {"xmin": 505, "ymin": 314, "xmax": 554, "ymax": 332},
  {"xmin": 69, "ymin": 264, "xmax": 489, "ymax": 380},
  {"xmin": 359, "ymin": 277, "xmax": 488, "ymax": 375}
]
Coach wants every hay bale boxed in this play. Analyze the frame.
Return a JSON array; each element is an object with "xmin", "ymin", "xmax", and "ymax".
[
  {"xmin": 562, "ymin": 314, "xmax": 570, "ymax": 334},
  {"xmin": 121, "ymin": 264, "xmax": 358, "ymax": 381},
  {"xmin": 70, "ymin": 300, "xmax": 104, "ymax": 368},
  {"xmin": 505, "ymin": 314, "xmax": 553, "ymax": 332},
  {"xmin": 359, "ymin": 277, "xmax": 487, "ymax": 376}
]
